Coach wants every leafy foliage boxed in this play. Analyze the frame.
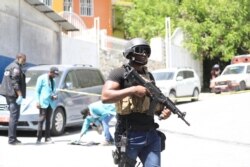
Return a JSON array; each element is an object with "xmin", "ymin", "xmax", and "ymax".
[
  {"xmin": 177, "ymin": 0, "xmax": 250, "ymax": 61},
  {"xmin": 123, "ymin": 0, "xmax": 178, "ymax": 40},
  {"xmin": 119, "ymin": 0, "xmax": 250, "ymax": 61}
]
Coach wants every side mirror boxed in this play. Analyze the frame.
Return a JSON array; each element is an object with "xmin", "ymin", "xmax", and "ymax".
[
  {"xmin": 176, "ymin": 76, "xmax": 183, "ymax": 81},
  {"xmin": 64, "ymin": 82, "xmax": 73, "ymax": 89}
]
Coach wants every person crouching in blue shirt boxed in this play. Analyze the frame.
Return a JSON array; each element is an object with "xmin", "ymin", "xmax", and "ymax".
[
  {"xmin": 35, "ymin": 67, "xmax": 59, "ymax": 144},
  {"xmin": 75, "ymin": 100, "xmax": 116, "ymax": 146}
]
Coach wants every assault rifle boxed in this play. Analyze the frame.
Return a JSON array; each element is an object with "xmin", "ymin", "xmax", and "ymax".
[{"xmin": 123, "ymin": 64, "xmax": 190, "ymax": 126}]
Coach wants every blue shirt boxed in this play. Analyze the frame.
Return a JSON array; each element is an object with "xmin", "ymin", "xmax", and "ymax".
[
  {"xmin": 81, "ymin": 101, "xmax": 116, "ymax": 135},
  {"xmin": 35, "ymin": 73, "xmax": 56, "ymax": 109}
]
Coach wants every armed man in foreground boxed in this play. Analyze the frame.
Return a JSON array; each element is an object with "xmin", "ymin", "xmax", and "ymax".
[{"xmin": 101, "ymin": 38, "xmax": 172, "ymax": 167}]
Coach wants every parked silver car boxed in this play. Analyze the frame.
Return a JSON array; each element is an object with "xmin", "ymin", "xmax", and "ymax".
[
  {"xmin": 152, "ymin": 68, "xmax": 201, "ymax": 103},
  {"xmin": 0, "ymin": 64, "xmax": 105, "ymax": 136}
]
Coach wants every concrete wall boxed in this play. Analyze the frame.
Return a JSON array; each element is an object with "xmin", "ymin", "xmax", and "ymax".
[
  {"xmin": 61, "ymin": 37, "xmax": 98, "ymax": 67},
  {"xmin": 98, "ymin": 29, "xmax": 203, "ymax": 87},
  {"xmin": 99, "ymin": 49, "xmax": 166, "ymax": 79},
  {"xmin": 0, "ymin": 0, "xmax": 61, "ymax": 65},
  {"xmin": 170, "ymin": 28, "xmax": 203, "ymax": 87}
]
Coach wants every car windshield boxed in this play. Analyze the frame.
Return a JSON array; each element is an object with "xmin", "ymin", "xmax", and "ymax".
[
  {"xmin": 152, "ymin": 72, "xmax": 174, "ymax": 81},
  {"xmin": 222, "ymin": 66, "xmax": 245, "ymax": 75},
  {"xmin": 25, "ymin": 70, "xmax": 61, "ymax": 87}
]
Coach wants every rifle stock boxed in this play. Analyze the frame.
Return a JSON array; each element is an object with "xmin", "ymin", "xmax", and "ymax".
[{"xmin": 124, "ymin": 64, "xmax": 190, "ymax": 126}]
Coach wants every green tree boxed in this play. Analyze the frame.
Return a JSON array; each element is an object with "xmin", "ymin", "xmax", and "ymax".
[
  {"xmin": 123, "ymin": 0, "xmax": 178, "ymax": 40},
  {"xmin": 120, "ymin": 0, "xmax": 250, "ymax": 61},
  {"xmin": 178, "ymin": 0, "xmax": 250, "ymax": 61}
]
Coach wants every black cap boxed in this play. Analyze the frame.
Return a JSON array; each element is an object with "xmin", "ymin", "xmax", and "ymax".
[{"xmin": 50, "ymin": 67, "xmax": 59, "ymax": 75}]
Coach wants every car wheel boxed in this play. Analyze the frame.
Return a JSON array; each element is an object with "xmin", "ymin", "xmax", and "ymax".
[
  {"xmin": 192, "ymin": 88, "xmax": 199, "ymax": 101},
  {"xmin": 51, "ymin": 108, "xmax": 65, "ymax": 136},
  {"xmin": 239, "ymin": 81, "xmax": 246, "ymax": 91},
  {"xmin": 169, "ymin": 90, "xmax": 177, "ymax": 103},
  {"xmin": 215, "ymin": 90, "xmax": 221, "ymax": 94}
]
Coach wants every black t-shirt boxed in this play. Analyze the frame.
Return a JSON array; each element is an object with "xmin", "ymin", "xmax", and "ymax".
[
  {"xmin": 107, "ymin": 66, "xmax": 155, "ymax": 126},
  {"xmin": 107, "ymin": 66, "xmax": 155, "ymax": 88},
  {"xmin": 107, "ymin": 67, "xmax": 125, "ymax": 88}
]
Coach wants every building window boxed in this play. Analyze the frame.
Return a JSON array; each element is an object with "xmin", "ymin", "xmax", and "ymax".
[
  {"xmin": 64, "ymin": 0, "xmax": 73, "ymax": 12},
  {"xmin": 80, "ymin": 0, "xmax": 93, "ymax": 16},
  {"xmin": 40, "ymin": 0, "xmax": 52, "ymax": 7}
]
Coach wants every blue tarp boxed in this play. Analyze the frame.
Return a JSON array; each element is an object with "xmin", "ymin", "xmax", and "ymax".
[
  {"xmin": 0, "ymin": 55, "xmax": 36, "ymax": 83},
  {"xmin": 0, "ymin": 55, "xmax": 14, "ymax": 83}
]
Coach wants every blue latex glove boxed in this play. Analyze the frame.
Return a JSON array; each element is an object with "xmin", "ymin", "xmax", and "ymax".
[{"xmin": 16, "ymin": 96, "xmax": 23, "ymax": 105}]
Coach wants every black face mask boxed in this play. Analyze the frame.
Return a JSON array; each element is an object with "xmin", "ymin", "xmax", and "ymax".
[{"xmin": 130, "ymin": 53, "xmax": 148, "ymax": 65}]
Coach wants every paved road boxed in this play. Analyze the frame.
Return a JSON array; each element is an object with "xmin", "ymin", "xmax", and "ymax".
[
  {"xmin": 159, "ymin": 92, "xmax": 250, "ymax": 167},
  {"xmin": 0, "ymin": 92, "xmax": 250, "ymax": 167}
]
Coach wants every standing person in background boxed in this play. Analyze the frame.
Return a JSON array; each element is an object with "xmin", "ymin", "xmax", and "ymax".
[
  {"xmin": 101, "ymin": 38, "xmax": 171, "ymax": 167},
  {"xmin": 211, "ymin": 64, "xmax": 221, "ymax": 79},
  {"xmin": 73, "ymin": 100, "xmax": 116, "ymax": 146},
  {"xmin": 35, "ymin": 67, "xmax": 59, "ymax": 144},
  {"xmin": 0, "ymin": 53, "xmax": 27, "ymax": 145},
  {"xmin": 210, "ymin": 64, "xmax": 221, "ymax": 92}
]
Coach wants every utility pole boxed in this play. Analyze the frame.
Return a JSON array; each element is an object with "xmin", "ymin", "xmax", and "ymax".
[
  {"xmin": 94, "ymin": 17, "xmax": 100, "ymax": 67},
  {"xmin": 165, "ymin": 17, "xmax": 172, "ymax": 68}
]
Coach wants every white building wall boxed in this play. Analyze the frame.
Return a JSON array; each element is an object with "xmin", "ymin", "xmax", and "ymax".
[
  {"xmin": 0, "ymin": 2, "xmax": 19, "ymax": 57},
  {"xmin": 0, "ymin": 0, "xmax": 61, "ymax": 64},
  {"xmin": 61, "ymin": 37, "xmax": 99, "ymax": 67},
  {"xmin": 170, "ymin": 28, "xmax": 203, "ymax": 87}
]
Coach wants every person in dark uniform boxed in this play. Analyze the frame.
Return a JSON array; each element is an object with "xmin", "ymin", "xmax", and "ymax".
[
  {"xmin": 211, "ymin": 64, "xmax": 221, "ymax": 80},
  {"xmin": 0, "ymin": 53, "xmax": 26, "ymax": 145},
  {"xmin": 209, "ymin": 64, "xmax": 221, "ymax": 92},
  {"xmin": 101, "ymin": 38, "xmax": 171, "ymax": 167}
]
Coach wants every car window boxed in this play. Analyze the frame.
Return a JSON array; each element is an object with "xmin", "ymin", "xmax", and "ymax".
[
  {"xmin": 223, "ymin": 66, "xmax": 245, "ymax": 75},
  {"xmin": 184, "ymin": 71, "xmax": 194, "ymax": 79},
  {"xmin": 75, "ymin": 69, "xmax": 104, "ymax": 88},
  {"xmin": 26, "ymin": 70, "xmax": 61, "ymax": 87},
  {"xmin": 246, "ymin": 66, "xmax": 250, "ymax": 74},
  {"xmin": 177, "ymin": 71, "xmax": 184, "ymax": 78},
  {"xmin": 152, "ymin": 72, "xmax": 174, "ymax": 80},
  {"xmin": 64, "ymin": 71, "xmax": 78, "ymax": 89}
]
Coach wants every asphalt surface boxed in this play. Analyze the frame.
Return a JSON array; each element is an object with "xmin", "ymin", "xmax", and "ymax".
[{"xmin": 0, "ymin": 92, "xmax": 250, "ymax": 167}]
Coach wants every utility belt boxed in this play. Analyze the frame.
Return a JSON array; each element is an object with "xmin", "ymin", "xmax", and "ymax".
[{"xmin": 128, "ymin": 123, "xmax": 159, "ymax": 132}]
